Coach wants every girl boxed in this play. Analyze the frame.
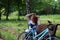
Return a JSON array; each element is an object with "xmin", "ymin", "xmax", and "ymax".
[
  {"xmin": 31, "ymin": 13, "xmax": 40, "ymax": 36},
  {"xmin": 26, "ymin": 13, "xmax": 40, "ymax": 36}
]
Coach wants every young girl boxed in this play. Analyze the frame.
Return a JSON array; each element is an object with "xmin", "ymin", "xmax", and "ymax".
[
  {"xmin": 25, "ymin": 13, "xmax": 40, "ymax": 35},
  {"xmin": 31, "ymin": 13, "xmax": 40, "ymax": 36},
  {"xmin": 25, "ymin": 13, "xmax": 36, "ymax": 32}
]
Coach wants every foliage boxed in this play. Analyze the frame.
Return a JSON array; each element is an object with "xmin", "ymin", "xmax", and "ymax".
[{"xmin": 0, "ymin": 0, "xmax": 60, "ymax": 20}]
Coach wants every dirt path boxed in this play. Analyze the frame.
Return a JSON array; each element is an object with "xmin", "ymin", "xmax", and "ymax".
[
  {"xmin": 0, "ymin": 38, "xmax": 3, "ymax": 40},
  {"xmin": 0, "ymin": 26, "xmax": 19, "ymax": 38}
]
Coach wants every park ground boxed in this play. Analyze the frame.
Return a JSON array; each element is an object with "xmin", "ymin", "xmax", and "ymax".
[{"xmin": 0, "ymin": 13, "xmax": 60, "ymax": 40}]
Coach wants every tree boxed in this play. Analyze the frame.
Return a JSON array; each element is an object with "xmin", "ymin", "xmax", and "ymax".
[
  {"xmin": 14, "ymin": 0, "xmax": 23, "ymax": 20},
  {"xmin": 0, "ymin": 6, "xmax": 1, "ymax": 20},
  {"xmin": 0, "ymin": 1, "xmax": 3, "ymax": 20},
  {"xmin": 1, "ymin": 0, "xmax": 11, "ymax": 20},
  {"xmin": 17, "ymin": 0, "xmax": 22, "ymax": 20},
  {"xmin": 5, "ymin": 0, "xmax": 11, "ymax": 20},
  {"xmin": 26, "ymin": 0, "xmax": 31, "ymax": 14}
]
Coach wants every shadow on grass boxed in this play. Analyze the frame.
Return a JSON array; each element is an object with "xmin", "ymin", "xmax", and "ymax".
[{"xmin": 0, "ymin": 19, "xmax": 26, "ymax": 22}]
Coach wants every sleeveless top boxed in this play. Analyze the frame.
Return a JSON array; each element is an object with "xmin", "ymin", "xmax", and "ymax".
[{"xmin": 28, "ymin": 20, "xmax": 36, "ymax": 29}]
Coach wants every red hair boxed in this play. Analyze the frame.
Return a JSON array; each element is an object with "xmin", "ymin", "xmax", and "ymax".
[{"xmin": 31, "ymin": 14, "xmax": 38, "ymax": 25}]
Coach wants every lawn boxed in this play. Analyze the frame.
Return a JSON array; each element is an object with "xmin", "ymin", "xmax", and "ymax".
[{"xmin": 0, "ymin": 13, "xmax": 60, "ymax": 40}]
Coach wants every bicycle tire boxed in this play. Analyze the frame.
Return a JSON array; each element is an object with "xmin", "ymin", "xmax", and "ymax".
[{"xmin": 18, "ymin": 32, "xmax": 27, "ymax": 40}]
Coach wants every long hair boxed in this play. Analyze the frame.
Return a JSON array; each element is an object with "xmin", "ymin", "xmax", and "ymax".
[{"xmin": 31, "ymin": 13, "xmax": 38, "ymax": 25}]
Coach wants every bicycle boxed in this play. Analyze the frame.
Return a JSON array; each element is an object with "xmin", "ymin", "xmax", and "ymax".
[
  {"xmin": 18, "ymin": 24, "xmax": 51, "ymax": 40},
  {"xmin": 18, "ymin": 21, "xmax": 60, "ymax": 40},
  {"xmin": 24, "ymin": 27, "xmax": 52, "ymax": 40}
]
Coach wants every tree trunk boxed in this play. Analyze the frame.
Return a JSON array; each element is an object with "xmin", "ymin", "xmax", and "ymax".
[
  {"xmin": 6, "ymin": 0, "xmax": 10, "ymax": 20},
  {"xmin": 0, "ymin": 6, "xmax": 1, "ymax": 20},
  {"xmin": 17, "ymin": 0, "xmax": 22, "ymax": 20},
  {"xmin": 6, "ymin": 8, "xmax": 9, "ymax": 20},
  {"xmin": 18, "ymin": 8, "xmax": 20, "ymax": 20},
  {"xmin": 53, "ymin": 5, "xmax": 57, "ymax": 14},
  {"xmin": 0, "ymin": 10, "xmax": 1, "ymax": 20},
  {"xmin": 26, "ymin": 0, "xmax": 31, "ymax": 14},
  {"xmin": 17, "ymin": 2, "xmax": 20, "ymax": 20},
  {"xmin": 6, "ymin": 12, "xmax": 9, "ymax": 20}
]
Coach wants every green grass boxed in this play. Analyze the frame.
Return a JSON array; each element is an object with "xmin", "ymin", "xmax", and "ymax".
[
  {"xmin": 0, "ymin": 13, "xmax": 60, "ymax": 40},
  {"xmin": 56, "ymin": 26, "xmax": 60, "ymax": 37},
  {"xmin": 0, "ymin": 30, "xmax": 17, "ymax": 40},
  {"xmin": 0, "ymin": 20, "xmax": 28, "ymax": 40}
]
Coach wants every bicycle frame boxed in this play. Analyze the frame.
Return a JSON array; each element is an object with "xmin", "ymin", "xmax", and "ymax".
[
  {"xmin": 25, "ymin": 28, "xmax": 52, "ymax": 40},
  {"xmin": 33, "ymin": 28, "xmax": 51, "ymax": 40}
]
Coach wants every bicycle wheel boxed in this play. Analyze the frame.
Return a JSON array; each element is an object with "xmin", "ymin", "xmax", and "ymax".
[{"xmin": 18, "ymin": 32, "xmax": 27, "ymax": 40}]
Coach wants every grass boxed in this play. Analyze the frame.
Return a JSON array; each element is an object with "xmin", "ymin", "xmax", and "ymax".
[
  {"xmin": 0, "ymin": 20, "xmax": 27, "ymax": 40},
  {"xmin": 0, "ymin": 13, "xmax": 60, "ymax": 40},
  {"xmin": 0, "ymin": 30, "xmax": 17, "ymax": 40},
  {"xmin": 56, "ymin": 26, "xmax": 60, "ymax": 37}
]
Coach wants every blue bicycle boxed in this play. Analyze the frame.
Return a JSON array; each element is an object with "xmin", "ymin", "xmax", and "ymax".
[
  {"xmin": 18, "ymin": 25, "xmax": 59, "ymax": 40},
  {"xmin": 24, "ymin": 27, "xmax": 52, "ymax": 40},
  {"xmin": 18, "ymin": 20, "xmax": 60, "ymax": 40},
  {"xmin": 18, "ymin": 25, "xmax": 51, "ymax": 40}
]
